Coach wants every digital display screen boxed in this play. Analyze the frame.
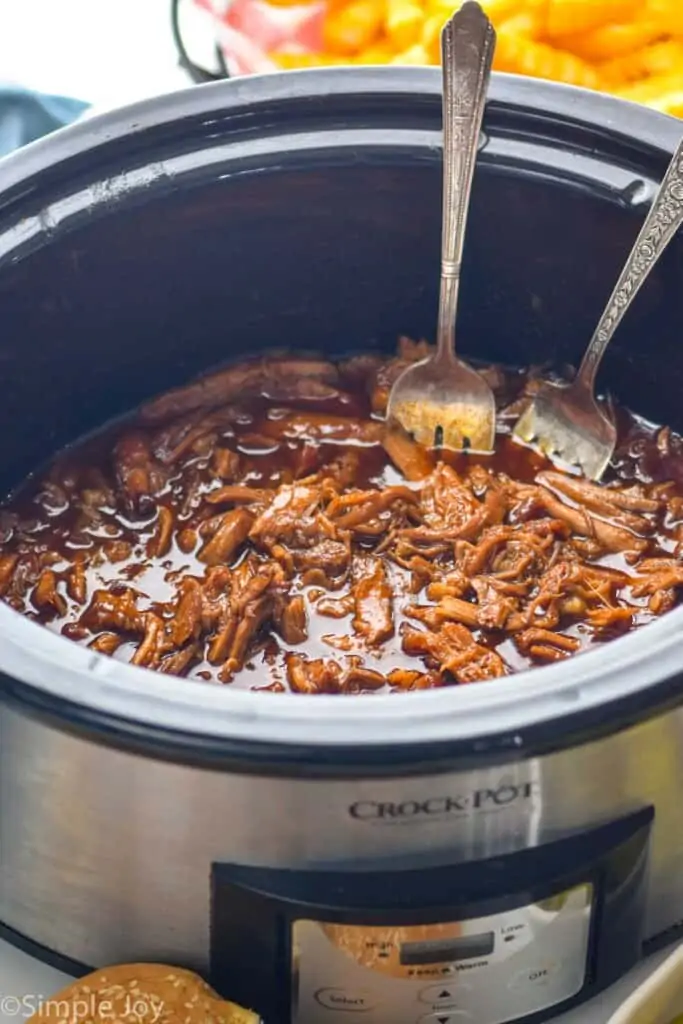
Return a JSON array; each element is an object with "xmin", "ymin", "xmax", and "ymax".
[{"xmin": 400, "ymin": 932, "xmax": 495, "ymax": 966}]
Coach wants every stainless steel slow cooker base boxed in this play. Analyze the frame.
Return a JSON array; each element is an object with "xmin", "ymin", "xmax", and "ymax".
[
  {"xmin": 1, "ymin": 702, "xmax": 680, "ymax": 969},
  {"xmin": 1, "ymin": 69, "xmax": 683, "ymax": 1024}
]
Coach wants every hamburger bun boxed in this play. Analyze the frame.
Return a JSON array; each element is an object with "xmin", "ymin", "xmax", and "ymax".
[{"xmin": 26, "ymin": 963, "xmax": 258, "ymax": 1024}]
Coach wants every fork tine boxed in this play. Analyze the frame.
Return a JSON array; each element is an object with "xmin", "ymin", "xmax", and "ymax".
[{"xmin": 514, "ymin": 389, "xmax": 613, "ymax": 479}]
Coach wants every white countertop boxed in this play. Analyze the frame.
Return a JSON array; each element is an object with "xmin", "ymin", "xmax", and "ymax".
[
  {"xmin": 0, "ymin": 935, "xmax": 676, "ymax": 1024},
  {"xmin": 0, "ymin": 0, "xmax": 188, "ymax": 110}
]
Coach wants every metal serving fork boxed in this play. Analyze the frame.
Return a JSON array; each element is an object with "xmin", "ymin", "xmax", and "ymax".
[
  {"xmin": 513, "ymin": 135, "xmax": 683, "ymax": 480},
  {"xmin": 386, "ymin": 1, "xmax": 496, "ymax": 453}
]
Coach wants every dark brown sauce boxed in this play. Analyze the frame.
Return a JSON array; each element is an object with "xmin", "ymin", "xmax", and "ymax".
[{"xmin": 0, "ymin": 341, "xmax": 682, "ymax": 694}]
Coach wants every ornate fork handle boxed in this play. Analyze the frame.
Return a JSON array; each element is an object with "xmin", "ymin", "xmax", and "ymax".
[
  {"xmin": 440, "ymin": 2, "xmax": 495, "ymax": 279},
  {"xmin": 577, "ymin": 137, "xmax": 683, "ymax": 391},
  {"xmin": 436, "ymin": 2, "xmax": 495, "ymax": 362}
]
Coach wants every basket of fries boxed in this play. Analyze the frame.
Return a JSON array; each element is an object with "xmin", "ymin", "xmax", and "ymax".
[{"xmin": 172, "ymin": 0, "xmax": 683, "ymax": 115}]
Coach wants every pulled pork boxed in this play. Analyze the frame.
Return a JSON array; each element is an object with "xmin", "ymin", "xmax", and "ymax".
[{"xmin": 1, "ymin": 342, "xmax": 681, "ymax": 693}]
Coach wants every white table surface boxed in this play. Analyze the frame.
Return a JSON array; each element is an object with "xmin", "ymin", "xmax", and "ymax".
[
  {"xmin": 0, "ymin": 935, "xmax": 676, "ymax": 1024},
  {"xmin": 0, "ymin": 0, "xmax": 188, "ymax": 110}
]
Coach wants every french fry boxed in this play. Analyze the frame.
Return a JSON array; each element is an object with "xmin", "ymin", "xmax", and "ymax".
[
  {"xmin": 646, "ymin": 0, "xmax": 683, "ymax": 37},
  {"xmin": 298, "ymin": 0, "xmax": 683, "ymax": 119},
  {"xmin": 598, "ymin": 39, "xmax": 683, "ymax": 85},
  {"xmin": 270, "ymin": 51, "xmax": 345, "ymax": 67},
  {"xmin": 557, "ymin": 21, "xmax": 663, "ymax": 62},
  {"xmin": 545, "ymin": 0, "xmax": 640, "ymax": 40},
  {"xmin": 498, "ymin": 11, "xmax": 544, "ymax": 39},
  {"xmin": 616, "ymin": 71, "xmax": 683, "ymax": 103},
  {"xmin": 390, "ymin": 41, "xmax": 432, "ymax": 62},
  {"xmin": 494, "ymin": 29, "xmax": 600, "ymax": 89},
  {"xmin": 421, "ymin": 12, "xmax": 446, "ymax": 61},
  {"xmin": 386, "ymin": 0, "xmax": 424, "ymax": 50},
  {"xmin": 323, "ymin": 0, "xmax": 385, "ymax": 54},
  {"xmin": 354, "ymin": 40, "xmax": 395, "ymax": 61},
  {"xmin": 423, "ymin": 0, "xmax": 464, "ymax": 28},
  {"xmin": 479, "ymin": 0, "xmax": 524, "ymax": 21},
  {"xmin": 647, "ymin": 90, "xmax": 683, "ymax": 117}
]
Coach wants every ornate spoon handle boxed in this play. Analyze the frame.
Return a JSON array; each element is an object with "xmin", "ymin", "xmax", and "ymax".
[{"xmin": 577, "ymin": 137, "xmax": 683, "ymax": 391}]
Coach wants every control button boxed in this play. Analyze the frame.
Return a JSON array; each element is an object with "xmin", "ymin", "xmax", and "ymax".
[
  {"xmin": 501, "ymin": 926, "xmax": 528, "ymax": 944},
  {"xmin": 508, "ymin": 963, "xmax": 559, "ymax": 992},
  {"xmin": 419, "ymin": 985, "xmax": 460, "ymax": 1006},
  {"xmin": 418, "ymin": 1013, "xmax": 472, "ymax": 1024},
  {"xmin": 314, "ymin": 988, "xmax": 376, "ymax": 1011}
]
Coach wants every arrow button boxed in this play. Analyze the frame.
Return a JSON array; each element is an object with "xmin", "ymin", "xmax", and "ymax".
[{"xmin": 419, "ymin": 984, "xmax": 459, "ymax": 1005}]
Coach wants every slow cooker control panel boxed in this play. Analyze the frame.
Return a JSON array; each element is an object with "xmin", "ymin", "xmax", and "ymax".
[
  {"xmin": 292, "ymin": 884, "xmax": 592, "ymax": 1024},
  {"xmin": 211, "ymin": 808, "xmax": 653, "ymax": 1024}
]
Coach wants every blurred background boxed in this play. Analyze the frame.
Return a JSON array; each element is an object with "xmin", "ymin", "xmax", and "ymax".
[
  {"xmin": 0, "ymin": 0, "xmax": 683, "ymax": 139},
  {"xmin": 0, "ymin": 0, "xmax": 186, "ymax": 112}
]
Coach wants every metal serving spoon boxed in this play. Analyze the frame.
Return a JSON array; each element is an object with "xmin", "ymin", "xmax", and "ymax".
[
  {"xmin": 513, "ymin": 134, "xmax": 683, "ymax": 480},
  {"xmin": 386, "ymin": 1, "xmax": 496, "ymax": 453}
]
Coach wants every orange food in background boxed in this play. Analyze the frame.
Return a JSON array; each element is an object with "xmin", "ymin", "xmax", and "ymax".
[{"xmin": 263, "ymin": 0, "xmax": 683, "ymax": 117}]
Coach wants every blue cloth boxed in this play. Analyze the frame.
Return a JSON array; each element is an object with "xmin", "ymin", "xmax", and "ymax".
[{"xmin": 0, "ymin": 83, "xmax": 89, "ymax": 158}]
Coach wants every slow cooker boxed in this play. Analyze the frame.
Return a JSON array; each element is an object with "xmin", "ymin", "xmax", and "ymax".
[{"xmin": 1, "ymin": 67, "xmax": 683, "ymax": 1024}]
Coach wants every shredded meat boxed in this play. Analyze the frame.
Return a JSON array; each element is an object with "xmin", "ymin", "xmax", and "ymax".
[
  {"xmin": 382, "ymin": 426, "xmax": 436, "ymax": 481},
  {"xmin": 198, "ymin": 508, "xmax": 254, "ymax": 566},
  {"xmin": 352, "ymin": 559, "xmax": 394, "ymax": 645},
  {"xmin": 206, "ymin": 485, "xmax": 272, "ymax": 506},
  {"xmin": 514, "ymin": 627, "xmax": 581, "ymax": 663},
  {"xmin": 81, "ymin": 588, "xmax": 145, "ymax": 634},
  {"xmin": 0, "ymin": 554, "xmax": 18, "ymax": 596},
  {"xmin": 276, "ymin": 594, "xmax": 308, "ymax": 644},
  {"xmin": 262, "ymin": 412, "xmax": 383, "ymax": 445},
  {"xmin": 141, "ymin": 358, "xmax": 341, "ymax": 423},
  {"xmin": 401, "ymin": 621, "xmax": 507, "ymax": 684},
  {"xmin": 131, "ymin": 613, "xmax": 167, "ymax": 669},
  {"xmin": 218, "ymin": 569, "xmax": 275, "ymax": 681},
  {"xmin": 147, "ymin": 506, "xmax": 174, "ymax": 559},
  {"xmin": 32, "ymin": 569, "xmax": 67, "ymax": 618},
  {"xmin": 171, "ymin": 578, "xmax": 204, "ymax": 646},
  {"xmin": 2, "ymin": 342, "xmax": 682, "ymax": 693},
  {"xmin": 113, "ymin": 433, "xmax": 166, "ymax": 515},
  {"xmin": 89, "ymin": 632, "xmax": 122, "ymax": 656}
]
